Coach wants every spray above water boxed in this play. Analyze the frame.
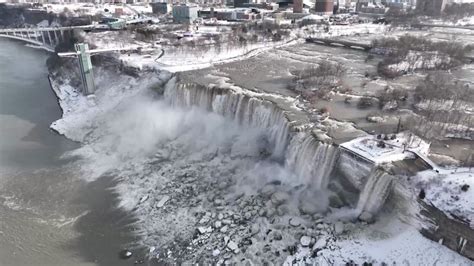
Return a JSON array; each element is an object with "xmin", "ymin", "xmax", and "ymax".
[{"xmin": 64, "ymin": 81, "xmax": 347, "ymax": 262}]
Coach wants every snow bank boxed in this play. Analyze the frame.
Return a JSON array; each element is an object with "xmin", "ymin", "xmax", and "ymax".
[
  {"xmin": 120, "ymin": 38, "xmax": 301, "ymax": 73},
  {"xmin": 50, "ymin": 70, "xmax": 170, "ymax": 143},
  {"xmin": 320, "ymin": 218, "xmax": 472, "ymax": 265},
  {"xmin": 412, "ymin": 169, "xmax": 474, "ymax": 227}
]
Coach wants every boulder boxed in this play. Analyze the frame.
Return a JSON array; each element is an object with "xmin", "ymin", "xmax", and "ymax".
[
  {"xmin": 300, "ymin": 236, "xmax": 311, "ymax": 247},
  {"xmin": 334, "ymin": 222, "xmax": 344, "ymax": 235},
  {"xmin": 277, "ymin": 204, "xmax": 290, "ymax": 216},
  {"xmin": 289, "ymin": 217, "xmax": 303, "ymax": 227},
  {"xmin": 155, "ymin": 195, "xmax": 170, "ymax": 208},
  {"xmin": 271, "ymin": 191, "xmax": 290, "ymax": 205},
  {"xmin": 366, "ymin": 115, "xmax": 385, "ymax": 123},
  {"xmin": 299, "ymin": 200, "xmax": 320, "ymax": 215},
  {"xmin": 119, "ymin": 250, "xmax": 133, "ymax": 260},
  {"xmin": 227, "ymin": 241, "xmax": 239, "ymax": 254},
  {"xmin": 197, "ymin": 226, "xmax": 213, "ymax": 234},
  {"xmin": 250, "ymin": 223, "xmax": 260, "ymax": 235},
  {"xmin": 313, "ymin": 237, "xmax": 327, "ymax": 250},
  {"xmin": 328, "ymin": 194, "xmax": 344, "ymax": 208},
  {"xmin": 382, "ymin": 100, "xmax": 398, "ymax": 111}
]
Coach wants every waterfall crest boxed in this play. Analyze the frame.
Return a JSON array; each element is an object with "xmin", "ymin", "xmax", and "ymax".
[{"xmin": 356, "ymin": 168, "xmax": 394, "ymax": 215}]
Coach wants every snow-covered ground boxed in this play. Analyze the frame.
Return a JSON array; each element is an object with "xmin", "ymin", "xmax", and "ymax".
[
  {"xmin": 412, "ymin": 168, "xmax": 474, "ymax": 227},
  {"xmin": 81, "ymin": 23, "xmax": 387, "ymax": 73},
  {"xmin": 123, "ymin": 38, "xmax": 302, "ymax": 73},
  {"xmin": 288, "ymin": 214, "xmax": 472, "ymax": 265}
]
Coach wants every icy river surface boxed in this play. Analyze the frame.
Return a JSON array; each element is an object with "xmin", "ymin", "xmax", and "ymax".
[{"xmin": 0, "ymin": 39, "xmax": 138, "ymax": 266}]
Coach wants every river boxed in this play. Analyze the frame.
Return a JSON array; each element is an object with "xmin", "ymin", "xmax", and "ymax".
[{"xmin": 0, "ymin": 39, "xmax": 138, "ymax": 266}]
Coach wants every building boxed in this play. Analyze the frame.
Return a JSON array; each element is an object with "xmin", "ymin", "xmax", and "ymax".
[
  {"xmin": 293, "ymin": 0, "xmax": 303, "ymax": 13},
  {"xmin": 315, "ymin": 0, "xmax": 334, "ymax": 15},
  {"xmin": 172, "ymin": 5, "xmax": 199, "ymax": 23},
  {"xmin": 416, "ymin": 0, "xmax": 446, "ymax": 16},
  {"xmin": 151, "ymin": 2, "xmax": 171, "ymax": 14}
]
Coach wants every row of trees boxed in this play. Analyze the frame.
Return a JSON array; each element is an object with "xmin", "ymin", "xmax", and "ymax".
[
  {"xmin": 444, "ymin": 3, "xmax": 474, "ymax": 20},
  {"xmin": 402, "ymin": 73, "xmax": 474, "ymax": 140},
  {"xmin": 373, "ymin": 35, "xmax": 472, "ymax": 78},
  {"xmin": 372, "ymin": 35, "xmax": 472, "ymax": 60},
  {"xmin": 288, "ymin": 61, "xmax": 346, "ymax": 103},
  {"xmin": 415, "ymin": 73, "xmax": 474, "ymax": 103}
]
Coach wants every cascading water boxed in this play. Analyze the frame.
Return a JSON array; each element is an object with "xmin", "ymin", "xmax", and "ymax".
[
  {"xmin": 356, "ymin": 168, "xmax": 394, "ymax": 215},
  {"xmin": 164, "ymin": 79, "xmax": 340, "ymax": 189},
  {"xmin": 285, "ymin": 133, "xmax": 339, "ymax": 189},
  {"xmin": 165, "ymin": 81, "xmax": 291, "ymax": 159}
]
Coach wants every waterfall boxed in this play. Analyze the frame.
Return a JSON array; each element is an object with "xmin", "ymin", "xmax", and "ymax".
[
  {"xmin": 356, "ymin": 168, "xmax": 394, "ymax": 215},
  {"xmin": 338, "ymin": 151, "xmax": 373, "ymax": 190},
  {"xmin": 285, "ymin": 133, "xmax": 339, "ymax": 189},
  {"xmin": 164, "ymin": 81, "xmax": 290, "ymax": 158},
  {"xmin": 163, "ymin": 77, "xmax": 340, "ymax": 190}
]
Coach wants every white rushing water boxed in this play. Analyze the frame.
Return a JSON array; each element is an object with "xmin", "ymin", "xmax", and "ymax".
[
  {"xmin": 164, "ymin": 80, "xmax": 339, "ymax": 189},
  {"xmin": 356, "ymin": 168, "xmax": 394, "ymax": 215}
]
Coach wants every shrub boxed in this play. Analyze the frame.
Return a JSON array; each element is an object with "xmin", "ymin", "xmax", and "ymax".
[
  {"xmin": 320, "ymin": 107, "xmax": 330, "ymax": 114},
  {"xmin": 357, "ymin": 96, "xmax": 374, "ymax": 109}
]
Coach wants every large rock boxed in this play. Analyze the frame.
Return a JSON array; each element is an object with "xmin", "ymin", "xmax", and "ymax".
[
  {"xmin": 197, "ymin": 226, "xmax": 213, "ymax": 234},
  {"xmin": 358, "ymin": 211, "xmax": 375, "ymax": 223},
  {"xmin": 300, "ymin": 236, "xmax": 312, "ymax": 247},
  {"xmin": 250, "ymin": 223, "xmax": 260, "ymax": 235},
  {"xmin": 313, "ymin": 237, "xmax": 327, "ymax": 250},
  {"xmin": 383, "ymin": 100, "xmax": 398, "ymax": 111},
  {"xmin": 119, "ymin": 250, "xmax": 133, "ymax": 259},
  {"xmin": 227, "ymin": 241, "xmax": 239, "ymax": 254},
  {"xmin": 334, "ymin": 222, "xmax": 344, "ymax": 235},
  {"xmin": 277, "ymin": 204, "xmax": 290, "ymax": 216},
  {"xmin": 328, "ymin": 194, "xmax": 344, "ymax": 208},
  {"xmin": 367, "ymin": 115, "xmax": 385, "ymax": 123},
  {"xmin": 271, "ymin": 191, "xmax": 290, "ymax": 205},
  {"xmin": 300, "ymin": 200, "xmax": 321, "ymax": 215},
  {"xmin": 289, "ymin": 217, "xmax": 303, "ymax": 227},
  {"xmin": 155, "ymin": 195, "xmax": 170, "ymax": 208}
]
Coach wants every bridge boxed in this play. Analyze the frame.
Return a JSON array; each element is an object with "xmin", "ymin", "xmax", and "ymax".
[
  {"xmin": 0, "ymin": 25, "xmax": 94, "ymax": 51},
  {"xmin": 306, "ymin": 37, "xmax": 373, "ymax": 51}
]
